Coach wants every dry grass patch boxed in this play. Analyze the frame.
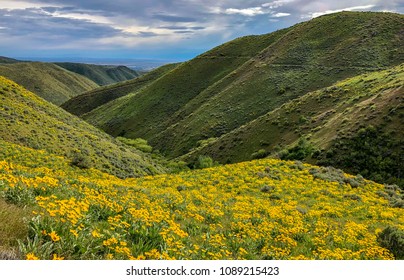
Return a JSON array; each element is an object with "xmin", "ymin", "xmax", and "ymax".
[{"xmin": 0, "ymin": 198, "xmax": 30, "ymax": 259}]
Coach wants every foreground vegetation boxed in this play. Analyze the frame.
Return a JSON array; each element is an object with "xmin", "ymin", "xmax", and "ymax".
[{"xmin": 0, "ymin": 140, "xmax": 403, "ymax": 260}]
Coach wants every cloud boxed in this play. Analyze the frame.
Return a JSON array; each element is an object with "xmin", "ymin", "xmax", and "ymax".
[
  {"xmin": 152, "ymin": 14, "xmax": 198, "ymax": 22},
  {"xmin": 224, "ymin": 7, "xmax": 267, "ymax": 16},
  {"xmin": 158, "ymin": 25, "xmax": 206, "ymax": 31},
  {"xmin": 262, "ymin": 0, "xmax": 295, "ymax": 9},
  {"xmin": 272, "ymin": 12, "xmax": 290, "ymax": 17},
  {"xmin": 159, "ymin": 25, "xmax": 190, "ymax": 30},
  {"xmin": 0, "ymin": 0, "xmax": 402, "ymax": 61},
  {"xmin": 44, "ymin": 10, "xmax": 113, "ymax": 25},
  {"xmin": 309, "ymin": 4, "xmax": 376, "ymax": 18},
  {"xmin": 174, "ymin": 30, "xmax": 195, "ymax": 34},
  {"xmin": 0, "ymin": 8, "xmax": 119, "ymax": 35},
  {"xmin": 0, "ymin": 0, "xmax": 59, "ymax": 10},
  {"xmin": 138, "ymin": 31, "xmax": 160, "ymax": 37}
]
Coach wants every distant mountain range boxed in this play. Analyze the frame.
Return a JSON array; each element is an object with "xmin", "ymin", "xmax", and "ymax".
[
  {"xmin": 12, "ymin": 57, "xmax": 174, "ymax": 71},
  {"xmin": 0, "ymin": 58, "xmax": 140, "ymax": 105}
]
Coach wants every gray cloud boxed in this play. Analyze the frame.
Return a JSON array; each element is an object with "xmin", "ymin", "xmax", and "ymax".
[
  {"xmin": 0, "ymin": 8, "xmax": 122, "ymax": 38},
  {"xmin": 138, "ymin": 31, "xmax": 160, "ymax": 37},
  {"xmin": 0, "ymin": 0, "xmax": 402, "ymax": 60},
  {"xmin": 174, "ymin": 30, "xmax": 194, "ymax": 34},
  {"xmin": 158, "ymin": 25, "xmax": 206, "ymax": 30},
  {"xmin": 152, "ymin": 14, "xmax": 198, "ymax": 23}
]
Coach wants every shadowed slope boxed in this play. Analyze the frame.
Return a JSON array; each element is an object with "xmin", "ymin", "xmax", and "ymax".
[
  {"xmin": 55, "ymin": 63, "xmax": 140, "ymax": 86},
  {"xmin": 62, "ymin": 63, "xmax": 180, "ymax": 116}
]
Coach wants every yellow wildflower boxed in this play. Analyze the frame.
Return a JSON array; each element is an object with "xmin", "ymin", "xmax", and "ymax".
[
  {"xmin": 70, "ymin": 229, "xmax": 78, "ymax": 238},
  {"xmin": 52, "ymin": 254, "xmax": 64, "ymax": 260},
  {"xmin": 91, "ymin": 230, "xmax": 101, "ymax": 238},
  {"xmin": 26, "ymin": 253, "xmax": 39, "ymax": 260},
  {"xmin": 48, "ymin": 231, "xmax": 60, "ymax": 242}
]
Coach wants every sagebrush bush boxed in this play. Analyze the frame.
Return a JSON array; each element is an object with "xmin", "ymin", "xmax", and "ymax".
[
  {"xmin": 281, "ymin": 138, "xmax": 317, "ymax": 161},
  {"xmin": 195, "ymin": 155, "xmax": 217, "ymax": 169},
  {"xmin": 378, "ymin": 226, "xmax": 404, "ymax": 259},
  {"xmin": 251, "ymin": 149, "xmax": 268, "ymax": 159},
  {"xmin": 117, "ymin": 137, "xmax": 152, "ymax": 153},
  {"xmin": 70, "ymin": 153, "xmax": 92, "ymax": 169}
]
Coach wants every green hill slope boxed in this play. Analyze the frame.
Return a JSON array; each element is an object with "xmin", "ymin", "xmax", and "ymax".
[
  {"xmin": 0, "ymin": 76, "xmax": 165, "ymax": 178},
  {"xmin": 82, "ymin": 12, "xmax": 404, "ymax": 159},
  {"xmin": 186, "ymin": 63, "xmax": 403, "ymax": 186},
  {"xmin": 81, "ymin": 25, "xmax": 291, "ymax": 139},
  {"xmin": 0, "ymin": 62, "xmax": 98, "ymax": 105},
  {"xmin": 61, "ymin": 63, "xmax": 180, "ymax": 116},
  {"xmin": 55, "ymin": 62, "xmax": 140, "ymax": 86}
]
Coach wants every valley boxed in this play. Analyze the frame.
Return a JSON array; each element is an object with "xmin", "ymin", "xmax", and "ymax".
[{"xmin": 0, "ymin": 11, "xmax": 403, "ymax": 260}]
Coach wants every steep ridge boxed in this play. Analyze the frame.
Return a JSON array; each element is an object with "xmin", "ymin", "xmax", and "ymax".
[
  {"xmin": 55, "ymin": 62, "xmax": 140, "ymax": 86},
  {"xmin": 82, "ymin": 26, "xmax": 291, "ymax": 140},
  {"xmin": 61, "ymin": 63, "xmax": 180, "ymax": 116},
  {"xmin": 82, "ymin": 12, "xmax": 404, "ymax": 158},
  {"xmin": 0, "ymin": 62, "xmax": 98, "ymax": 105},
  {"xmin": 185, "ymin": 63, "xmax": 403, "ymax": 186},
  {"xmin": 0, "ymin": 76, "xmax": 165, "ymax": 178}
]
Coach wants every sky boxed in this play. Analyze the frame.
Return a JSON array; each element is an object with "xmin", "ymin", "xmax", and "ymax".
[{"xmin": 0, "ymin": 0, "xmax": 403, "ymax": 63}]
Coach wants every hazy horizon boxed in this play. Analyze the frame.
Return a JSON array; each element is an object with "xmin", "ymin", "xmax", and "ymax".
[{"xmin": 10, "ymin": 56, "xmax": 176, "ymax": 70}]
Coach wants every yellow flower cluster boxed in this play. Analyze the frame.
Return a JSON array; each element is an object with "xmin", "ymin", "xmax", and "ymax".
[{"xmin": 1, "ymin": 140, "xmax": 403, "ymax": 260}]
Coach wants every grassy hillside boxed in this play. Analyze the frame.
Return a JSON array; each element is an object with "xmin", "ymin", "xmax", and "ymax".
[
  {"xmin": 62, "ymin": 63, "xmax": 180, "ymax": 116},
  {"xmin": 83, "ymin": 12, "xmax": 403, "ymax": 158},
  {"xmin": 82, "ymin": 26, "xmax": 291, "ymax": 139},
  {"xmin": 0, "ymin": 76, "xmax": 165, "ymax": 178},
  {"xmin": 0, "ymin": 141, "xmax": 403, "ymax": 259},
  {"xmin": 55, "ymin": 62, "xmax": 139, "ymax": 86},
  {"xmin": 187, "ymin": 63, "xmax": 403, "ymax": 186},
  {"xmin": 0, "ymin": 56, "xmax": 21, "ymax": 64},
  {"xmin": 0, "ymin": 62, "xmax": 98, "ymax": 105}
]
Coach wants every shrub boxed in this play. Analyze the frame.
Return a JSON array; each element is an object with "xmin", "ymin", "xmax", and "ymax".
[
  {"xmin": 195, "ymin": 155, "xmax": 217, "ymax": 169},
  {"xmin": 117, "ymin": 137, "xmax": 153, "ymax": 153},
  {"xmin": 196, "ymin": 138, "xmax": 217, "ymax": 148},
  {"xmin": 281, "ymin": 138, "xmax": 317, "ymax": 161},
  {"xmin": 260, "ymin": 185, "xmax": 274, "ymax": 193},
  {"xmin": 251, "ymin": 149, "xmax": 268, "ymax": 159},
  {"xmin": 2, "ymin": 184, "xmax": 35, "ymax": 206},
  {"xmin": 70, "ymin": 153, "xmax": 92, "ymax": 169},
  {"xmin": 378, "ymin": 226, "xmax": 404, "ymax": 259},
  {"xmin": 379, "ymin": 184, "xmax": 404, "ymax": 208},
  {"xmin": 343, "ymin": 194, "xmax": 362, "ymax": 201},
  {"xmin": 177, "ymin": 185, "xmax": 186, "ymax": 192},
  {"xmin": 318, "ymin": 125, "xmax": 403, "ymax": 187},
  {"xmin": 167, "ymin": 161, "xmax": 190, "ymax": 173},
  {"xmin": 310, "ymin": 167, "xmax": 366, "ymax": 189},
  {"xmin": 344, "ymin": 175, "xmax": 364, "ymax": 188}
]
